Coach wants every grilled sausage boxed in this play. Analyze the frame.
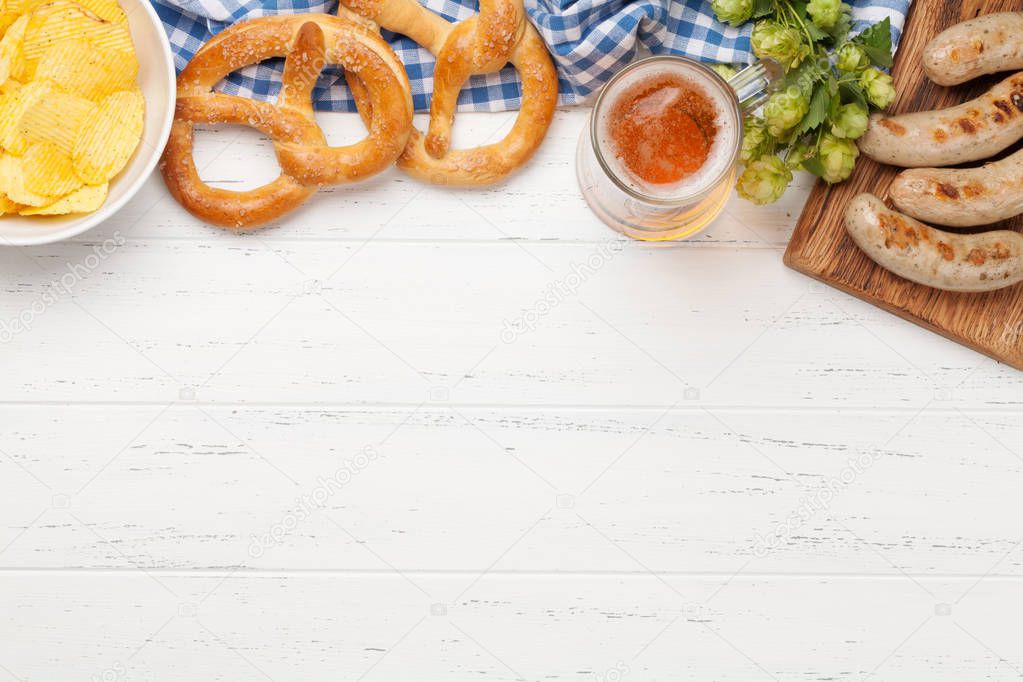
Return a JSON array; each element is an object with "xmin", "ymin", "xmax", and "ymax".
[
  {"xmin": 923, "ymin": 12, "xmax": 1023, "ymax": 86},
  {"xmin": 858, "ymin": 72, "xmax": 1023, "ymax": 167},
  {"xmin": 889, "ymin": 148, "xmax": 1023, "ymax": 227},
  {"xmin": 844, "ymin": 193, "xmax": 1023, "ymax": 292}
]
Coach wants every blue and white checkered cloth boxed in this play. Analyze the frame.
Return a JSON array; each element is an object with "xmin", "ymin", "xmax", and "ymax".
[{"xmin": 152, "ymin": 0, "xmax": 911, "ymax": 112}]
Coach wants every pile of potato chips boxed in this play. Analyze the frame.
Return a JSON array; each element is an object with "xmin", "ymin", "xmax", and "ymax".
[{"xmin": 0, "ymin": 0, "xmax": 144, "ymax": 217}]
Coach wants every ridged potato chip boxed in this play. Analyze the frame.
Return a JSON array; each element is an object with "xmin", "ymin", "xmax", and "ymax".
[
  {"xmin": 18, "ymin": 87, "xmax": 94, "ymax": 155},
  {"xmin": 0, "ymin": 153, "xmax": 54, "ymax": 205},
  {"xmin": 22, "ymin": 140, "xmax": 82, "ymax": 195},
  {"xmin": 73, "ymin": 87, "xmax": 142, "ymax": 184},
  {"xmin": 1, "ymin": 0, "xmax": 141, "ymax": 220},
  {"xmin": 22, "ymin": 1, "xmax": 133, "ymax": 67},
  {"xmin": 0, "ymin": 12, "xmax": 26, "ymax": 83},
  {"xmin": 19, "ymin": 180, "xmax": 105, "ymax": 214},
  {"xmin": 0, "ymin": 193, "xmax": 24, "ymax": 214},
  {"xmin": 0, "ymin": 11, "xmax": 21, "ymax": 37},
  {"xmin": 13, "ymin": 0, "xmax": 126, "ymax": 22},
  {"xmin": 0, "ymin": 79, "xmax": 50, "ymax": 154},
  {"xmin": 34, "ymin": 37, "xmax": 135, "ymax": 100},
  {"xmin": 69, "ymin": 0, "xmax": 124, "ymax": 22}
]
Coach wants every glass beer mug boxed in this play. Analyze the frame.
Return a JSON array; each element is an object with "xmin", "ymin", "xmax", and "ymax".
[{"xmin": 576, "ymin": 56, "xmax": 780, "ymax": 241}]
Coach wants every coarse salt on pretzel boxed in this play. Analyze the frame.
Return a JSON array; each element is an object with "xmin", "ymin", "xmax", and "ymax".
[
  {"xmin": 339, "ymin": 0, "xmax": 558, "ymax": 187},
  {"xmin": 160, "ymin": 16, "xmax": 414, "ymax": 229}
]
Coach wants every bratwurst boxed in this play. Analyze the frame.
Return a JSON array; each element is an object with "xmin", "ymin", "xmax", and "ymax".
[
  {"xmin": 844, "ymin": 193, "xmax": 1023, "ymax": 292},
  {"xmin": 923, "ymin": 12, "xmax": 1023, "ymax": 86},
  {"xmin": 889, "ymin": 148, "xmax": 1023, "ymax": 227},
  {"xmin": 858, "ymin": 72, "xmax": 1023, "ymax": 167}
]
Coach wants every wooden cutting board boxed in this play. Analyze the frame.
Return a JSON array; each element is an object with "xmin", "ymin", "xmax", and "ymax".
[{"xmin": 784, "ymin": 0, "xmax": 1023, "ymax": 369}]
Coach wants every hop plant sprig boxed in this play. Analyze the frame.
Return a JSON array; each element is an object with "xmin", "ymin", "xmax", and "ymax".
[{"xmin": 711, "ymin": 2, "xmax": 898, "ymax": 202}]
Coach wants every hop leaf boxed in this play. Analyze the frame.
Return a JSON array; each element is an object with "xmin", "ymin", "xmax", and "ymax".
[
  {"xmin": 751, "ymin": 20, "xmax": 811, "ymax": 70},
  {"xmin": 737, "ymin": 155, "xmax": 793, "ymax": 204},
  {"xmin": 711, "ymin": 0, "xmax": 754, "ymax": 27},
  {"xmin": 817, "ymin": 132, "xmax": 859, "ymax": 183},
  {"xmin": 763, "ymin": 85, "xmax": 810, "ymax": 138},
  {"xmin": 835, "ymin": 43, "xmax": 870, "ymax": 74},
  {"xmin": 860, "ymin": 67, "xmax": 896, "ymax": 109},
  {"xmin": 830, "ymin": 102, "xmax": 868, "ymax": 138}
]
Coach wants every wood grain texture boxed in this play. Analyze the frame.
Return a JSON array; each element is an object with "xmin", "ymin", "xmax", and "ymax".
[
  {"xmin": 3, "ymin": 406, "xmax": 1023, "ymax": 574},
  {"xmin": 2, "ymin": 572, "xmax": 1021, "ymax": 681},
  {"xmin": 784, "ymin": 0, "xmax": 1023, "ymax": 370}
]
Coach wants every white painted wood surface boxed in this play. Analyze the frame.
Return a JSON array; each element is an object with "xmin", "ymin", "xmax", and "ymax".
[{"xmin": 1, "ymin": 110, "xmax": 1021, "ymax": 680}]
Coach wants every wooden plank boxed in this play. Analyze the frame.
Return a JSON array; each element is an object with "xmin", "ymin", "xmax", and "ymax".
[
  {"xmin": 0, "ymin": 572, "xmax": 1018, "ymax": 681},
  {"xmin": 784, "ymin": 0, "xmax": 1023, "ymax": 369},
  {"xmin": 3, "ymin": 405, "xmax": 1023, "ymax": 573},
  {"xmin": 0, "ymin": 239, "xmax": 1018, "ymax": 406}
]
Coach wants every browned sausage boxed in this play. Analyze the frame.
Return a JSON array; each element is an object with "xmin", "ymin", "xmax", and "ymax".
[
  {"xmin": 889, "ymin": 148, "xmax": 1023, "ymax": 227},
  {"xmin": 858, "ymin": 72, "xmax": 1023, "ymax": 167},
  {"xmin": 844, "ymin": 193, "xmax": 1023, "ymax": 292},
  {"xmin": 923, "ymin": 12, "xmax": 1023, "ymax": 86}
]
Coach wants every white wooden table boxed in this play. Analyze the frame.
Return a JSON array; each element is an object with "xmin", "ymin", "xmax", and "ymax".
[{"xmin": 2, "ymin": 109, "xmax": 1022, "ymax": 681}]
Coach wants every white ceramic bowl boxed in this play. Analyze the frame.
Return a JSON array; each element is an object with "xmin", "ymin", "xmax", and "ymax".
[{"xmin": 0, "ymin": 0, "xmax": 176, "ymax": 246}]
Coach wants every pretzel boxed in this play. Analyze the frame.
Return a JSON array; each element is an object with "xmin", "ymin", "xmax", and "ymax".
[
  {"xmin": 161, "ymin": 16, "xmax": 414, "ymax": 229},
  {"xmin": 338, "ymin": 0, "xmax": 558, "ymax": 186}
]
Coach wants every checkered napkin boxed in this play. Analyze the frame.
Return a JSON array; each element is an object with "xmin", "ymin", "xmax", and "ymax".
[{"xmin": 151, "ymin": 0, "xmax": 911, "ymax": 112}]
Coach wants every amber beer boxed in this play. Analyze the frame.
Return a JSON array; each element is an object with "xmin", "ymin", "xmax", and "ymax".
[{"xmin": 577, "ymin": 56, "xmax": 770, "ymax": 241}]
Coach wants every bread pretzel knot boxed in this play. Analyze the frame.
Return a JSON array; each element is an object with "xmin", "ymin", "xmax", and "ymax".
[
  {"xmin": 160, "ymin": 16, "xmax": 414, "ymax": 229},
  {"xmin": 339, "ymin": 0, "xmax": 558, "ymax": 186}
]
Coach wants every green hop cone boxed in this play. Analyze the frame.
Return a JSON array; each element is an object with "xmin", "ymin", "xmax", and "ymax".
[
  {"xmin": 860, "ymin": 67, "xmax": 896, "ymax": 109},
  {"xmin": 835, "ymin": 43, "xmax": 870, "ymax": 73},
  {"xmin": 740, "ymin": 116, "xmax": 774, "ymax": 164},
  {"xmin": 830, "ymin": 102, "xmax": 869, "ymax": 139},
  {"xmin": 817, "ymin": 133, "xmax": 859, "ymax": 183},
  {"xmin": 711, "ymin": 0, "xmax": 753, "ymax": 27},
  {"xmin": 710, "ymin": 63, "xmax": 739, "ymax": 81},
  {"xmin": 807, "ymin": 0, "xmax": 841, "ymax": 29},
  {"xmin": 751, "ymin": 20, "xmax": 810, "ymax": 70},
  {"xmin": 737, "ymin": 155, "xmax": 793, "ymax": 205},
  {"xmin": 763, "ymin": 86, "xmax": 809, "ymax": 138}
]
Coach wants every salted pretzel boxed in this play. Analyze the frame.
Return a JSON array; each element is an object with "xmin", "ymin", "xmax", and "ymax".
[
  {"xmin": 338, "ymin": 0, "xmax": 558, "ymax": 186},
  {"xmin": 161, "ymin": 15, "xmax": 414, "ymax": 229}
]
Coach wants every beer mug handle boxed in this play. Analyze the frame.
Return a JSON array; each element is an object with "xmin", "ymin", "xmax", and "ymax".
[{"xmin": 726, "ymin": 59, "xmax": 783, "ymax": 115}]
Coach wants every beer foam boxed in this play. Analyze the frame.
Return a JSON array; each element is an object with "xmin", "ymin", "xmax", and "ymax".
[{"xmin": 595, "ymin": 64, "xmax": 738, "ymax": 200}]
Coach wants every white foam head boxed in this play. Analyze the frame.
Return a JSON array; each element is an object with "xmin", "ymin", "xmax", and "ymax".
[{"xmin": 593, "ymin": 57, "xmax": 740, "ymax": 201}]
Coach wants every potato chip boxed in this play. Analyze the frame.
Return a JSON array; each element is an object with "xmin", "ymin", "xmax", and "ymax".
[
  {"xmin": 19, "ymin": 181, "xmax": 105, "ymax": 214},
  {"xmin": 22, "ymin": 1, "xmax": 133, "ymax": 67},
  {"xmin": 72, "ymin": 87, "xmax": 142, "ymax": 184},
  {"xmin": 0, "ymin": 10, "xmax": 20, "ymax": 35},
  {"xmin": 0, "ymin": 79, "xmax": 50, "ymax": 154},
  {"xmin": 34, "ymin": 36, "xmax": 135, "ymax": 100},
  {"xmin": 0, "ymin": 153, "xmax": 54, "ymax": 205},
  {"xmin": 22, "ymin": 140, "xmax": 82, "ymax": 195},
  {"xmin": 18, "ymin": 88, "xmax": 94, "ymax": 154},
  {"xmin": 0, "ymin": 193, "xmax": 24, "ymax": 214},
  {"xmin": 13, "ymin": 0, "xmax": 124, "ymax": 22},
  {"xmin": 70, "ymin": 0, "xmax": 125, "ymax": 23},
  {"xmin": 0, "ymin": 13, "xmax": 26, "ymax": 84}
]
